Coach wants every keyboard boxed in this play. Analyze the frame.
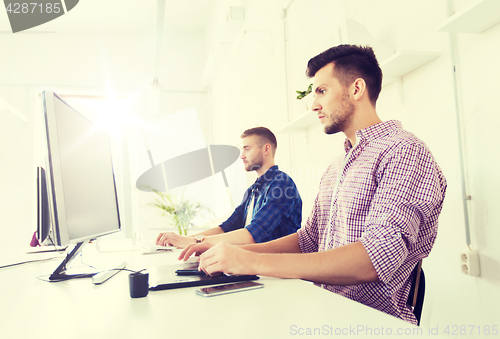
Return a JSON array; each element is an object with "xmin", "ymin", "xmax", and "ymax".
[{"xmin": 140, "ymin": 243, "xmax": 176, "ymax": 254}]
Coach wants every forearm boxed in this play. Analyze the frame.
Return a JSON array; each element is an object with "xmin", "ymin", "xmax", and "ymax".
[
  {"xmin": 205, "ymin": 228, "xmax": 255, "ymax": 246},
  {"xmin": 240, "ymin": 233, "xmax": 301, "ymax": 253},
  {"xmin": 192, "ymin": 226, "xmax": 225, "ymax": 237},
  {"xmin": 248, "ymin": 241, "xmax": 379, "ymax": 286}
]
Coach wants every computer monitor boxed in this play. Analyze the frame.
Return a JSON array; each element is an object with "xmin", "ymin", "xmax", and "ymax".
[
  {"xmin": 40, "ymin": 90, "xmax": 121, "ymax": 280},
  {"xmin": 36, "ymin": 166, "xmax": 51, "ymax": 245}
]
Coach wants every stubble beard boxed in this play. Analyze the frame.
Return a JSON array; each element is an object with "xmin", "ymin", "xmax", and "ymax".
[
  {"xmin": 324, "ymin": 92, "xmax": 355, "ymax": 135},
  {"xmin": 244, "ymin": 154, "xmax": 264, "ymax": 172},
  {"xmin": 246, "ymin": 164, "xmax": 262, "ymax": 172}
]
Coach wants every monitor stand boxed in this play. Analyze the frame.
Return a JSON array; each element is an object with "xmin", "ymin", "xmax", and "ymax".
[
  {"xmin": 49, "ymin": 240, "xmax": 92, "ymax": 281},
  {"xmin": 48, "ymin": 240, "xmax": 127, "ymax": 283}
]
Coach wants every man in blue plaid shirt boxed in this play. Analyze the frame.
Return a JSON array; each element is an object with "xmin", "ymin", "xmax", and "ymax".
[{"xmin": 157, "ymin": 127, "xmax": 302, "ymax": 248}]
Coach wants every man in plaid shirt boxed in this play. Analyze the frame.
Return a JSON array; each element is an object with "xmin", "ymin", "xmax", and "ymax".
[{"xmin": 179, "ymin": 45, "xmax": 447, "ymax": 325}]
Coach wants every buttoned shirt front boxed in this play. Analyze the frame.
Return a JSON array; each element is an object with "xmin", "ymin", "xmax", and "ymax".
[
  {"xmin": 221, "ymin": 165, "xmax": 302, "ymax": 243},
  {"xmin": 297, "ymin": 120, "xmax": 447, "ymax": 324}
]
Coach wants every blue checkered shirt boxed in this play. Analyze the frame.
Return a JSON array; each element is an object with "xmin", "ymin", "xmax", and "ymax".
[{"xmin": 220, "ymin": 165, "xmax": 302, "ymax": 243}]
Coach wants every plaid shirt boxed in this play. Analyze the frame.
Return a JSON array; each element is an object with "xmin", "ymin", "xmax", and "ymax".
[
  {"xmin": 220, "ymin": 165, "xmax": 302, "ymax": 243},
  {"xmin": 297, "ymin": 120, "xmax": 447, "ymax": 324}
]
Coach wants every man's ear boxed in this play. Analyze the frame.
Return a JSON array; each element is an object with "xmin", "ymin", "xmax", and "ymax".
[
  {"xmin": 264, "ymin": 143, "xmax": 271, "ymax": 154},
  {"xmin": 351, "ymin": 78, "xmax": 367, "ymax": 101}
]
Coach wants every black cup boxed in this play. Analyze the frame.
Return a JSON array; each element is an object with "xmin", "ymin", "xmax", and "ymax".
[{"xmin": 129, "ymin": 272, "xmax": 149, "ymax": 298}]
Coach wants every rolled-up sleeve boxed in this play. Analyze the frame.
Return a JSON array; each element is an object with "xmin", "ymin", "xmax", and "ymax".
[
  {"xmin": 245, "ymin": 177, "xmax": 298, "ymax": 243},
  {"xmin": 297, "ymin": 195, "xmax": 320, "ymax": 253},
  {"xmin": 360, "ymin": 144, "xmax": 445, "ymax": 284},
  {"xmin": 219, "ymin": 188, "xmax": 250, "ymax": 232}
]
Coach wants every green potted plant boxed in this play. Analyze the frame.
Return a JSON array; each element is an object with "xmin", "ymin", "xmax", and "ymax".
[
  {"xmin": 296, "ymin": 83, "xmax": 314, "ymax": 111},
  {"xmin": 148, "ymin": 187, "xmax": 211, "ymax": 236},
  {"xmin": 296, "ymin": 83, "xmax": 313, "ymax": 100}
]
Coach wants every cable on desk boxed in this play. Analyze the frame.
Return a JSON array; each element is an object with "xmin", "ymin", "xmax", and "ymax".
[
  {"xmin": 80, "ymin": 254, "xmax": 98, "ymax": 271},
  {"xmin": 47, "ymin": 234, "xmax": 67, "ymax": 253},
  {"xmin": 0, "ymin": 256, "xmax": 62, "ymax": 270},
  {"xmin": 92, "ymin": 267, "xmax": 146, "ymax": 275},
  {"xmin": 36, "ymin": 267, "xmax": 147, "ymax": 283}
]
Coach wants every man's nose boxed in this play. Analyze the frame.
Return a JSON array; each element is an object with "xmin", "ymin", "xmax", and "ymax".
[{"xmin": 311, "ymin": 96, "xmax": 321, "ymax": 112}]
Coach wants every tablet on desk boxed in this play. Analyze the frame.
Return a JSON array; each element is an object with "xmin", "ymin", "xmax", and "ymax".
[{"xmin": 148, "ymin": 262, "xmax": 259, "ymax": 291}]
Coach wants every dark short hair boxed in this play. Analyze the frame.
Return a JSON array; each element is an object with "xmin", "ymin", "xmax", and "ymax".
[
  {"xmin": 306, "ymin": 44, "xmax": 382, "ymax": 105},
  {"xmin": 241, "ymin": 127, "xmax": 277, "ymax": 153}
]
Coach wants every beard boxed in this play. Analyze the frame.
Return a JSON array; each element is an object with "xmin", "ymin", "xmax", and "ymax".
[
  {"xmin": 244, "ymin": 153, "xmax": 264, "ymax": 172},
  {"xmin": 324, "ymin": 92, "xmax": 355, "ymax": 135}
]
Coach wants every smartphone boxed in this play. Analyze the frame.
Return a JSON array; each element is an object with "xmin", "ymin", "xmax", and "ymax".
[{"xmin": 195, "ymin": 281, "xmax": 264, "ymax": 297}]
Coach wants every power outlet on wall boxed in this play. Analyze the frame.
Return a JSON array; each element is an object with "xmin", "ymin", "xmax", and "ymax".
[{"xmin": 459, "ymin": 250, "xmax": 480, "ymax": 276}]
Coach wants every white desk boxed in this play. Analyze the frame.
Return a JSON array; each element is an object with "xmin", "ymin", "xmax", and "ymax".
[{"xmin": 0, "ymin": 242, "xmax": 443, "ymax": 339}]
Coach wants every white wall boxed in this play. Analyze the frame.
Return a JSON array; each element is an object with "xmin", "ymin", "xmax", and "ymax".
[
  {"xmin": 204, "ymin": 0, "xmax": 500, "ymax": 332},
  {"xmin": 0, "ymin": 86, "xmax": 34, "ymax": 249}
]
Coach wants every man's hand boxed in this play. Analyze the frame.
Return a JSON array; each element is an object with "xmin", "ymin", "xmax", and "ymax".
[
  {"xmin": 198, "ymin": 242, "xmax": 256, "ymax": 276},
  {"xmin": 156, "ymin": 232, "xmax": 195, "ymax": 249},
  {"xmin": 178, "ymin": 242, "xmax": 214, "ymax": 261}
]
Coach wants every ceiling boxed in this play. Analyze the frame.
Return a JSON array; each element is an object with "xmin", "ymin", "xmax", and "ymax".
[
  {"xmin": 0, "ymin": 0, "xmax": 219, "ymax": 91},
  {"xmin": 0, "ymin": 0, "xmax": 216, "ymax": 34}
]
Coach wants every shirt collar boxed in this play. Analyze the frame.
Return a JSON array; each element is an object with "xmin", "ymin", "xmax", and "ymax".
[
  {"xmin": 344, "ymin": 120, "xmax": 403, "ymax": 152},
  {"xmin": 253, "ymin": 165, "xmax": 279, "ymax": 190}
]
